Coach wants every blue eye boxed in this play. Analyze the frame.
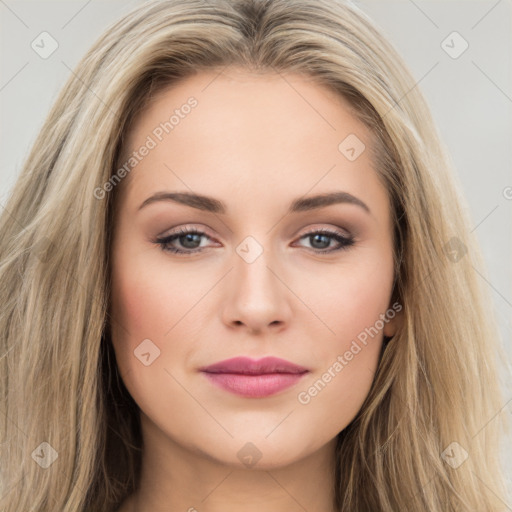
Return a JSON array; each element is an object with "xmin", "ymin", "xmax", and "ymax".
[
  {"xmin": 296, "ymin": 229, "xmax": 355, "ymax": 252},
  {"xmin": 155, "ymin": 227, "xmax": 354, "ymax": 255},
  {"xmin": 156, "ymin": 227, "xmax": 212, "ymax": 254}
]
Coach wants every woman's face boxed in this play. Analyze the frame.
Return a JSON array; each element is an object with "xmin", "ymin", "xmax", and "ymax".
[{"xmin": 110, "ymin": 67, "xmax": 400, "ymax": 469}]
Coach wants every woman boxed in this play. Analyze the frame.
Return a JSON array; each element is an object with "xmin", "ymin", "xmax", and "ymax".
[{"xmin": 0, "ymin": 0, "xmax": 508, "ymax": 510}]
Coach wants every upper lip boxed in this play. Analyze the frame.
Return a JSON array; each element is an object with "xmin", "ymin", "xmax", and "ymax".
[{"xmin": 199, "ymin": 356, "xmax": 309, "ymax": 375}]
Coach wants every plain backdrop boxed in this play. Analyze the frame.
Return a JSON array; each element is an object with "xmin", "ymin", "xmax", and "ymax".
[{"xmin": 1, "ymin": 0, "xmax": 511, "ymax": 498}]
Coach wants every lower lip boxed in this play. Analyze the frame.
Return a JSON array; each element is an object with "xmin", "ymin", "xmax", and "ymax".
[{"xmin": 202, "ymin": 372, "xmax": 307, "ymax": 398}]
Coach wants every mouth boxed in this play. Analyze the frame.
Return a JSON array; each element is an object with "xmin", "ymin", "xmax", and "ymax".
[{"xmin": 199, "ymin": 356, "xmax": 310, "ymax": 398}]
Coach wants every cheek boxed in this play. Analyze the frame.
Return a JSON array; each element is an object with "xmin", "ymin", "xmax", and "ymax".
[
  {"xmin": 300, "ymin": 248, "xmax": 394, "ymax": 351},
  {"xmin": 109, "ymin": 245, "xmax": 219, "ymax": 397},
  {"xmin": 111, "ymin": 246, "xmax": 207, "ymax": 342},
  {"xmin": 109, "ymin": 250, "xmax": 196, "ymax": 422},
  {"xmin": 110, "ymin": 248, "xmax": 178, "ymax": 376},
  {"xmin": 293, "ymin": 248, "xmax": 394, "ymax": 417}
]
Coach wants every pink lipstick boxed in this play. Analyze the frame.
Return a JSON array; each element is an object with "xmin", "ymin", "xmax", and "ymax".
[{"xmin": 199, "ymin": 356, "xmax": 309, "ymax": 398}]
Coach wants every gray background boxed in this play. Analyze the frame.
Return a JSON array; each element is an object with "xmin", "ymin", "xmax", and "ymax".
[{"xmin": 1, "ymin": 0, "xmax": 511, "ymax": 499}]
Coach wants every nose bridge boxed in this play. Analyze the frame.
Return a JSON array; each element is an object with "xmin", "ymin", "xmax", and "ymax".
[
  {"xmin": 221, "ymin": 232, "xmax": 292, "ymax": 331},
  {"xmin": 233, "ymin": 234, "xmax": 280, "ymax": 298}
]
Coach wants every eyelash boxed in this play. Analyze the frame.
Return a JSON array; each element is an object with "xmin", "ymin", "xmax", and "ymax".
[{"xmin": 155, "ymin": 226, "xmax": 355, "ymax": 255}]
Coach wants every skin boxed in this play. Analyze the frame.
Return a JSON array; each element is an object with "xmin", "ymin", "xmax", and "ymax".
[{"xmin": 110, "ymin": 67, "xmax": 401, "ymax": 512}]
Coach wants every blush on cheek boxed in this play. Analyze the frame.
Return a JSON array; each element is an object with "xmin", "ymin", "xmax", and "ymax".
[
  {"xmin": 112, "ymin": 251, "xmax": 164, "ymax": 335},
  {"xmin": 341, "ymin": 332, "xmax": 382, "ymax": 374},
  {"xmin": 320, "ymin": 298, "xmax": 390, "ymax": 384},
  {"xmin": 109, "ymin": 265, "xmax": 154, "ymax": 373}
]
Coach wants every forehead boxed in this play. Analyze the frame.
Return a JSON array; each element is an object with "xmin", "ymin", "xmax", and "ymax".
[
  {"xmin": 126, "ymin": 67, "xmax": 366, "ymax": 143},
  {"xmin": 116, "ymin": 67, "xmax": 386, "ymax": 216}
]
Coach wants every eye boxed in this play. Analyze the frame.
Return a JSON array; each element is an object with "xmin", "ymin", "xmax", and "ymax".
[
  {"xmin": 155, "ymin": 226, "xmax": 355, "ymax": 255},
  {"xmin": 155, "ymin": 227, "xmax": 217, "ymax": 255},
  {"xmin": 293, "ymin": 228, "xmax": 355, "ymax": 253}
]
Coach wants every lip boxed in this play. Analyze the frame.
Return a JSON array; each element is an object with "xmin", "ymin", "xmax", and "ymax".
[{"xmin": 199, "ymin": 356, "xmax": 310, "ymax": 398}]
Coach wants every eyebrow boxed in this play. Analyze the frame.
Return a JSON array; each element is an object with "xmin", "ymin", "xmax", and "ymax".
[{"xmin": 138, "ymin": 190, "xmax": 370, "ymax": 215}]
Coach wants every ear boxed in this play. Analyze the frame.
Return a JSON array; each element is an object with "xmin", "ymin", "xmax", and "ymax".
[{"xmin": 383, "ymin": 300, "xmax": 404, "ymax": 338}]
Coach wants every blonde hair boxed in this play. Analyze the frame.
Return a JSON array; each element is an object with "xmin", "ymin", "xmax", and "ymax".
[{"xmin": 0, "ymin": 0, "xmax": 509, "ymax": 510}]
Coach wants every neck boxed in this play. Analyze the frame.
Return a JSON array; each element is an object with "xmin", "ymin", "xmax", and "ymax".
[{"xmin": 127, "ymin": 412, "xmax": 338, "ymax": 512}]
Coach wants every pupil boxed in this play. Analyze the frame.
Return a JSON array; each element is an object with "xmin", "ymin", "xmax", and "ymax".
[
  {"xmin": 311, "ymin": 234, "xmax": 329, "ymax": 249},
  {"xmin": 181, "ymin": 233, "xmax": 200, "ymax": 248}
]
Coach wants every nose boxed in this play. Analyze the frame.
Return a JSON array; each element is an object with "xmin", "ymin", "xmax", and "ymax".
[{"xmin": 221, "ymin": 244, "xmax": 292, "ymax": 335}]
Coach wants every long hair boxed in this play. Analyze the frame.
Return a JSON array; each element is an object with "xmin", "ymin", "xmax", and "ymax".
[{"xmin": 0, "ymin": 0, "xmax": 508, "ymax": 510}]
